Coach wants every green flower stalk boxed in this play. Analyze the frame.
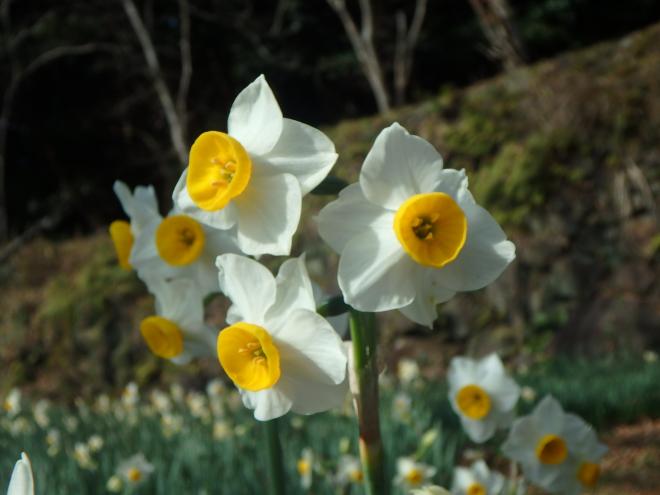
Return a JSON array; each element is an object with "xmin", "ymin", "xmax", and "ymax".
[
  {"xmin": 262, "ymin": 419, "xmax": 286, "ymax": 495},
  {"xmin": 349, "ymin": 310, "xmax": 387, "ymax": 495}
]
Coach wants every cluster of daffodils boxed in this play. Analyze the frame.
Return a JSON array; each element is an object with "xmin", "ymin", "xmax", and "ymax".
[
  {"xmin": 110, "ymin": 73, "xmax": 518, "ymax": 425},
  {"xmin": 444, "ymin": 353, "xmax": 607, "ymax": 495}
]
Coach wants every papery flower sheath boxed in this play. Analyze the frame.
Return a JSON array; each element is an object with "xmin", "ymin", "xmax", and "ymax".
[
  {"xmin": 215, "ymin": 254, "xmax": 348, "ymax": 421},
  {"xmin": 139, "ymin": 277, "xmax": 216, "ymax": 364},
  {"xmin": 447, "ymin": 353, "xmax": 520, "ymax": 443},
  {"xmin": 174, "ymin": 75, "xmax": 338, "ymax": 256},
  {"xmin": 317, "ymin": 123, "xmax": 515, "ymax": 327}
]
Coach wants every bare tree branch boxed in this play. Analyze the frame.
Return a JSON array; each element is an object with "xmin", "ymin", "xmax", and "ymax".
[
  {"xmin": 120, "ymin": 0, "xmax": 188, "ymax": 170},
  {"xmin": 326, "ymin": 0, "xmax": 390, "ymax": 113},
  {"xmin": 393, "ymin": 0, "xmax": 427, "ymax": 105},
  {"xmin": 176, "ymin": 0, "xmax": 192, "ymax": 140}
]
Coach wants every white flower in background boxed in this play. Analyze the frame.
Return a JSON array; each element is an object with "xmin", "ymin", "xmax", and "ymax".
[
  {"xmin": 170, "ymin": 383, "xmax": 185, "ymax": 403},
  {"xmin": 213, "ymin": 420, "xmax": 232, "ymax": 441},
  {"xmin": 174, "ymin": 75, "xmax": 337, "ymax": 256},
  {"xmin": 9, "ymin": 418, "xmax": 32, "ymax": 436},
  {"xmin": 335, "ymin": 455, "xmax": 363, "ymax": 486},
  {"xmin": 394, "ymin": 457, "xmax": 437, "ymax": 490},
  {"xmin": 451, "ymin": 460, "xmax": 505, "ymax": 495},
  {"xmin": 95, "ymin": 394, "xmax": 111, "ymax": 414},
  {"xmin": 3, "ymin": 388, "xmax": 21, "ymax": 417},
  {"xmin": 206, "ymin": 378, "xmax": 225, "ymax": 398},
  {"xmin": 216, "ymin": 254, "xmax": 348, "ymax": 421},
  {"xmin": 186, "ymin": 391, "xmax": 211, "ymax": 422},
  {"xmin": 412, "ymin": 486, "xmax": 451, "ymax": 495},
  {"xmin": 296, "ymin": 448, "xmax": 315, "ymax": 490},
  {"xmin": 87, "ymin": 434, "xmax": 104, "ymax": 453},
  {"xmin": 392, "ymin": 392, "xmax": 413, "ymax": 423},
  {"xmin": 73, "ymin": 442, "xmax": 96, "ymax": 471},
  {"xmin": 140, "ymin": 278, "xmax": 216, "ymax": 364},
  {"xmin": 520, "ymin": 386, "xmax": 537, "ymax": 404},
  {"xmin": 419, "ymin": 428, "xmax": 440, "ymax": 452},
  {"xmin": 122, "ymin": 382, "xmax": 139, "ymax": 409},
  {"xmin": 117, "ymin": 453, "xmax": 154, "ymax": 486},
  {"xmin": 33, "ymin": 399, "xmax": 50, "ymax": 428},
  {"xmin": 501, "ymin": 395, "xmax": 607, "ymax": 494},
  {"xmin": 149, "ymin": 390, "xmax": 172, "ymax": 414},
  {"xmin": 447, "ymin": 354, "xmax": 520, "ymax": 443},
  {"xmin": 397, "ymin": 358, "xmax": 421, "ymax": 386},
  {"xmin": 317, "ymin": 123, "xmax": 515, "ymax": 327},
  {"xmin": 64, "ymin": 415, "xmax": 79, "ymax": 432},
  {"xmin": 161, "ymin": 413, "xmax": 184, "ymax": 438},
  {"xmin": 643, "ymin": 350, "xmax": 658, "ymax": 363},
  {"xmin": 110, "ymin": 181, "xmax": 159, "ymax": 270},
  {"xmin": 46, "ymin": 429, "xmax": 61, "ymax": 457},
  {"xmin": 6, "ymin": 452, "xmax": 34, "ymax": 495},
  {"xmin": 106, "ymin": 475, "xmax": 123, "ymax": 493}
]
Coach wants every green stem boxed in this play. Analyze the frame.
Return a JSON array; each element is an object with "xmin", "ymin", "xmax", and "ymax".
[
  {"xmin": 262, "ymin": 418, "xmax": 286, "ymax": 495},
  {"xmin": 310, "ymin": 175, "xmax": 349, "ymax": 195},
  {"xmin": 349, "ymin": 310, "xmax": 387, "ymax": 495}
]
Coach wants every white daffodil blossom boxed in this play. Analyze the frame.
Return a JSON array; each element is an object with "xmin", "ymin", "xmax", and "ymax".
[
  {"xmin": 297, "ymin": 448, "xmax": 315, "ymax": 490},
  {"xmin": 110, "ymin": 181, "xmax": 160, "ymax": 271},
  {"xmin": 447, "ymin": 354, "xmax": 520, "ymax": 443},
  {"xmin": 139, "ymin": 277, "xmax": 216, "ymax": 364},
  {"xmin": 501, "ymin": 395, "xmax": 607, "ymax": 494},
  {"xmin": 394, "ymin": 457, "xmax": 437, "ymax": 490},
  {"xmin": 3, "ymin": 388, "xmax": 21, "ymax": 417},
  {"xmin": 6, "ymin": 453, "xmax": 34, "ymax": 495},
  {"xmin": 317, "ymin": 123, "xmax": 515, "ymax": 327},
  {"xmin": 412, "ymin": 486, "xmax": 451, "ymax": 495},
  {"xmin": 451, "ymin": 460, "xmax": 505, "ymax": 495},
  {"xmin": 173, "ymin": 75, "xmax": 338, "ymax": 256},
  {"xmin": 215, "ymin": 254, "xmax": 348, "ymax": 421},
  {"xmin": 117, "ymin": 453, "xmax": 154, "ymax": 486},
  {"xmin": 335, "ymin": 455, "xmax": 363, "ymax": 487},
  {"xmin": 129, "ymin": 204, "xmax": 240, "ymax": 297}
]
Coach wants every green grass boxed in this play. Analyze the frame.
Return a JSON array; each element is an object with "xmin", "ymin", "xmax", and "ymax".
[{"xmin": 1, "ymin": 357, "xmax": 659, "ymax": 494}]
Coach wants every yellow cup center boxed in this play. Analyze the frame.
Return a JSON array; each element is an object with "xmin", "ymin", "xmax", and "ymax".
[
  {"xmin": 404, "ymin": 468, "xmax": 424, "ymax": 486},
  {"xmin": 187, "ymin": 131, "xmax": 252, "ymax": 211},
  {"xmin": 140, "ymin": 316, "xmax": 184, "ymax": 359},
  {"xmin": 393, "ymin": 192, "xmax": 467, "ymax": 268},
  {"xmin": 467, "ymin": 482, "xmax": 486, "ymax": 495},
  {"xmin": 456, "ymin": 384, "xmax": 492, "ymax": 420},
  {"xmin": 127, "ymin": 467, "xmax": 142, "ymax": 482},
  {"xmin": 217, "ymin": 322, "xmax": 281, "ymax": 391},
  {"xmin": 297, "ymin": 459, "xmax": 311, "ymax": 476},
  {"xmin": 577, "ymin": 461, "xmax": 600, "ymax": 488},
  {"xmin": 349, "ymin": 469, "xmax": 363, "ymax": 483},
  {"xmin": 109, "ymin": 220, "xmax": 133, "ymax": 270},
  {"xmin": 155, "ymin": 215, "xmax": 206, "ymax": 266},
  {"xmin": 535, "ymin": 434, "xmax": 568, "ymax": 465}
]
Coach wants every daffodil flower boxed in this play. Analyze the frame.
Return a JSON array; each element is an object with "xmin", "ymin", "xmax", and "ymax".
[
  {"xmin": 317, "ymin": 123, "xmax": 515, "ymax": 327},
  {"xmin": 447, "ymin": 354, "xmax": 520, "ymax": 443},
  {"xmin": 215, "ymin": 254, "xmax": 348, "ymax": 420},
  {"xmin": 174, "ymin": 75, "xmax": 338, "ymax": 256},
  {"xmin": 117, "ymin": 453, "xmax": 154, "ymax": 486},
  {"xmin": 501, "ymin": 395, "xmax": 607, "ymax": 494},
  {"xmin": 334, "ymin": 455, "xmax": 363, "ymax": 487},
  {"xmin": 110, "ymin": 181, "xmax": 160, "ymax": 270},
  {"xmin": 7, "ymin": 453, "xmax": 34, "ymax": 495},
  {"xmin": 139, "ymin": 277, "xmax": 216, "ymax": 364},
  {"xmin": 394, "ymin": 457, "xmax": 437, "ymax": 490},
  {"xmin": 451, "ymin": 460, "xmax": 505, "ymax": 495}
]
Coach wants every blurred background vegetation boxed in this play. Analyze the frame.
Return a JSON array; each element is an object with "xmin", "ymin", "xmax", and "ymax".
[{"xmin": 0, "ymin": 0, "xmax": 659, "ymax": 407}]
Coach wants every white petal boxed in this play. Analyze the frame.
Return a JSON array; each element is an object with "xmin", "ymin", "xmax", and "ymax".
[
  {"xmin": 338, "ymin": 228, "xmax": 416, "ymax": 311},
  {"xmin": 272, "ymin": 308, "xmax": 347, "ymax": 386},
  {"xmin": 436, "ymin": 197, "xmax": 515, "ymax": 292},
  {"xmin": 7, "ymin": 453, "xmax": 34, "ymax": 495},
  {"xmin": 501, "ymin": 416, "xmax": 540, "ymax": 465},
  {"xmin": 228, "ymin": 75, "xmax": 283, "ymax": 156},
  {"xmin": 360, "ymin": 123, "xmax": 444, "ymax": 210},
  {"xmin": 234, "ymin": 173, "xmax": 301, "ymax": 256},
  {"xmin": 260, "ymin": 118, "xmax": 337, "ymax": 195},
  {"xmin": 172, "ymin": 169, "xmax": 239, "ymax": 230},
  {"xmin": 452, "ymin": 466, "xmax": 474, "ymax": 492},
  {"xmin": 244, "ymin": 388, "xmax": 292, "ymax": 421},
  {"xmin": 460, "ymin": 415, "xmax": 497, "ymax": 443},
  {"xmin": 113, "ymin": 181, "xmax": 160, "ymax": 232},
  {"xmin": 534, "ymin": 395, "xmax": 566, "ymax": 436},
  {"xmin": 216, "ymin": 254, "xmax": 276, "ymax": 325},
  {"xmin": 447, "ymin": 356, "xmax": 479, "ymax": 393},
  {"xmin": 432, "ymin": 168, "xmax": 468, "ymax": 199},
  {"xmin": 281, "ymin": 375, "xmax": 349, "ymax": 415},
  {"xmin": 151, "ymin": 278, "xmax": 205, "ymax": 327},
  {"xmin": 317, "ymin": 183, "xmax": 392, "ymax": 254},
  {"xmin": 399, "ymin": 267, "xmax": 456, "ymax": 327},
  {"xmin": 265, "ymin": 256, "xmax": 316, "ymax": 329}
]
